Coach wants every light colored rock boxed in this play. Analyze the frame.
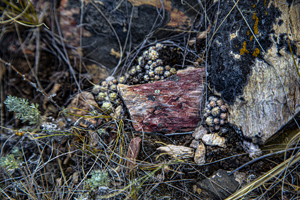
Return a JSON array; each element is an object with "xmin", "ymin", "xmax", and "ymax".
[
  {"xmin": 228, "ymin": 55, "xmax": 300, "ymax": 143},
  {"xmin": 192, "ymin": 125, "xmax": 208, "ymax": 140},
  {"xmin": 163, "ymin": 166, "xmax": 171, "ymax": 174},
  {"xmin": 242, "ymin": 141, "xmax": 262, "ymax": 159},
  {"xmin": 202, "ymin": 133, "xmax": 226, "ymax": 148},
  {"xmin": 233, "ymin": 171, "xmax": 246, "ymax": 186},
  {"xmin": 157, "ymin": 145, "xmax": 194, "ymax": 159},
  {"xmin": 111, "ymin": 105, "xmax": 122, "ymax": 119},
  {"xmin": 194, "ymin": 142, "xmax": 206, "ymax": 165},
  {"xmin": 156, "ymin": 173, "xmax": 164, "ymax": 181},
  {"xmin": 72, "ymin": 171, "xmax": 80, "ymax": 184},
  {"xmin": 271, "ymin": 0, "xmax": 300, "ymax": 55},
  {"xmin": 190, "ymin": 139, "xmax": 200, "ymax": 149}
]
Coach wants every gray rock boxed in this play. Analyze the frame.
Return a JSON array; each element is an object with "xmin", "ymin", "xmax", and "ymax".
[
  {"xmin": 242, "ymin": 140, "xmax": 262, "ymax": 159},
  {"xmin": 192, "ymin": 125, "xmax": 208, "ymax": 140},
  {"xmin": 197, "ymin": 169, "xmax": 239, "ymax": 200},
  {"xmin": 190, "ymin": 139, "xmax": 199, "ymax": 149}
]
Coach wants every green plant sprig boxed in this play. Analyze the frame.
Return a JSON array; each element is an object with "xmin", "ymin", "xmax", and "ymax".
[{"xmin": 4, "ymin": 95, "xmax": 42, "ymax": 125}]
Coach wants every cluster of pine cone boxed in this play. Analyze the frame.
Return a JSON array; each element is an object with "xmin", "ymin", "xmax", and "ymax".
[
  {"xmin": 124, "ymin": 43, "xmax": 179, "ymax": 84},
  {"xmin": 91, "ymin": 76, "xmax": 121, "ymax": 114},
  {"xmin": 92, "ymin": 43, "xmax": 184, "ymax": 114},
  {"xmin": 204, "ymin": 96, "xmax": 228, "ymax": 132}
]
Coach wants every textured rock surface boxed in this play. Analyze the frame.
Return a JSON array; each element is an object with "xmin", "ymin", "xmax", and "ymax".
[
  {"xmin": 118, "ymin": 67, "xmax": 206, "ymax": 133},
  {"xmin": 157, "ymin": 145, "xmax": 194, "ymax": 159},
  {"xmin": 192, "ymin": 125, "xmax": 208, "ymax": 140},
  {"xmin": 209, "ymin": 0, "xmax": 282, "ymax": 104},
  {"xmin": 227, "ymin": 0, "xmax": 300, "ymax": 144},
  {"xmin": 77, "ymin": 0, "xmax": 198, "ymax": 68},
  {"xmin": 228, "ymin": 57, "xmax": 300, "ymax": 143},
  {"xmin": 190, "ymin": 139, "xmax": 200, "ymax": 149},
  {"xmin": 197, "ymin": 169, "xmax": 239, "ymax": 199},
  {"xmin": 202, "ymin": 133, "xmax": 227, "ymax": 148},
  {"xmin": 194, "ymin": 142, "xmax": 206, "ymax": 165},
  {"xmin": 209, "ymin": 0, "xmax": 300, "ymax": 144}
]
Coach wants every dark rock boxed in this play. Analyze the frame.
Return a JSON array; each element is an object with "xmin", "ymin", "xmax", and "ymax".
[
  {"xmin": 197, "ymin": 169, "xmax": 239, "ymax": 200},
  {"xmin": 59, "ymin": 0, "xmax": 92, "ymax": 48},
  {"xmin": 77, "ymin": 0, "xmax": 199, "ymax": 68}
]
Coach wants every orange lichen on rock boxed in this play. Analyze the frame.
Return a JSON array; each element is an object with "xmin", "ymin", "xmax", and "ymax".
[
  {"xmin": 240, "ymin": 41, "xmax": 249, "ymax": 55},
  {"xmin": 252, "ymin": 12, "xmax": 256, "ymax": 20},
  {"xmin": 253, "ymin": 13, "xmax": 259, "ymax": 35},
  {"xmin": 252, "ymin": 48, "xmax": 260, "ymax": 57}
]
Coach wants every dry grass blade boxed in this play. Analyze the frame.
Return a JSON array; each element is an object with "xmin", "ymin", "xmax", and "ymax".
[
  {"xmin": 0, "ymin": 0, "xmax": 48, "ymax": 28},
  {"xmin": 226, "ymin": 131, "xmax": 300, "ymax": 200},
  {"xmin": 288, "ymin": 37, "xmax": 300, "ymax": 78}
]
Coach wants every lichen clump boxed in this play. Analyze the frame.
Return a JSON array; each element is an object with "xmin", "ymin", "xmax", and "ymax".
[
  {"xmin": 240, "ymin": 41, "xmax": 249, "ymax": 55},
  {"xmin": 253, "ymin": 13, "xmax": 259, "ymax": 35},
  {"xmin": 252, "ymin": 48, "xmax": 260, "ymax": 57}
]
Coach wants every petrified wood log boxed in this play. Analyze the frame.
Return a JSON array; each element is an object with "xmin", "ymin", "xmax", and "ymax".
[
  {"xmin": 210, "ymin": 0, "xmax": 300, "ymax": 144},
  {"xmin": 118, "ymin": 67, "xmax": 206, "ymax": 133}
]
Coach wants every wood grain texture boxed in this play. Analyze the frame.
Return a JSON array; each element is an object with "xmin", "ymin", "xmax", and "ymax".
[
  {"xmin": 227, "ymin": 0, "xmax": 300, "ymax": 143},
  {"xmin": 118, "ymin": 67, "xmax": 206, "ymax": 133}
]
